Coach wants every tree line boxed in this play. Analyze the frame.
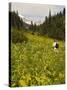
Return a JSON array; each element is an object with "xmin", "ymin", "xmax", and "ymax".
[
  {"xmin": 9, "ymin": 11, "xmax": 28, "ymax": 43},
  {"xmin": 9, "ymin": 11, "xmax": 23, "ymax": 30},
  {"xmin": 9, "ymin": 8, "xmax": 65, "ymax": 40},
  {"xmin": 30, "ymin": 8, "xmax": 65, "ymax": 40}
]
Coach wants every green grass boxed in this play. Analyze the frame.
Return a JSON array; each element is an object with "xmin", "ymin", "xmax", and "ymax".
[{"xmin": 11, "ymin": 31, "xmax": 65, "ymax": 87}]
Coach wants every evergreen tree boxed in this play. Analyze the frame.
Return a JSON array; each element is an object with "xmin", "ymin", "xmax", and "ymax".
[
  {"xmin": 30, "ymin": 21, "xmax": 33, "ymax": 31},
  {"xmin": 45, "ymin": 16, "xmax": 48, "ymax": 24},
  {"xmin": 33, "ymin": 23, "xmax": 37, "ymax": 32},
  {"xmin": 10, "ymin": 11, "xmax": 23, "ymax": 29},
  {"xmin": 63, "ymin": 8, "xmax": 65, "ymax": 15},
  {"xmin": 49, "ymin": 9, "xmax": 51, "ymax": 23}
]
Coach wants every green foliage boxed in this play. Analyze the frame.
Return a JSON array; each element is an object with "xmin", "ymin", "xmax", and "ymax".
[
  {"xmin": 10, "ymin": 8, "xmax": 65, "ymax": 40},
  {"xmin": 30, "ymin": 8, "xmax": 65, "ymax": 40},
  {"xmin": 63, "ymin": 8, "xmax": 65, "ymax": 15},
  {"xmin": 10, "ymin": 32, "xmax": 65, "ymax": 87},
  {"xmin": 11, "ymin": 28, "xmax": 28, "ymax": 43},
  {"xmin": 41, "ymin": 11, "xmax": 65, "ymax": 40},
  {"xmin": 10, "ymin": 11, "xmax": 23, "ymax": 29}
]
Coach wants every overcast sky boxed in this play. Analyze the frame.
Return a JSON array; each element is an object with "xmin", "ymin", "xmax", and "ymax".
[{"xmin": 11, "ymin": 3, "xmax": 65, "ymax": 23}]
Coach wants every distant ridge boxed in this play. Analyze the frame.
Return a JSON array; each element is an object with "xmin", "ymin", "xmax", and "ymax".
[{"xmin": 19, "ymin": 14, "xmax": 43, "ymax": 25}]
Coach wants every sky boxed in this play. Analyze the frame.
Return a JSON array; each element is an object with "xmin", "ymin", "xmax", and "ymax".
[{"xmin": 11, "ymin": 3, "xmax": 65, "ymax": 24}]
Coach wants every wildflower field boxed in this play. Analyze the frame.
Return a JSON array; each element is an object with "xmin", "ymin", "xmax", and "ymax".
[{"xmin": 11, "ymin": 30, "xmax": 65, "ymax": 87}]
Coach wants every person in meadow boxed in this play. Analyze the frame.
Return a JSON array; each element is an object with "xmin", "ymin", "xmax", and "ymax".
[{"xmin": 53, "ymin": 39, "xmax": 59, "ymax": 52}]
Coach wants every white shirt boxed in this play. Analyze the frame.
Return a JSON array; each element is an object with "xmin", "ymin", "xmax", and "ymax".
[{"xmin": 53, "ymin": 42, "xmax": 56, "ymax": 47}]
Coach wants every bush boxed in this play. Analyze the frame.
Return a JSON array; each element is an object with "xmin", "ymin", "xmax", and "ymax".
[{"xmin": 11, "ymin": 29, "xmax": 28, "ymax": 43}]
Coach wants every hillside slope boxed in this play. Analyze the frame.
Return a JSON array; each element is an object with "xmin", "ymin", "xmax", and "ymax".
[{"xmin": 11, "ymin": 31, "xmax": 65, "ymax": 87}]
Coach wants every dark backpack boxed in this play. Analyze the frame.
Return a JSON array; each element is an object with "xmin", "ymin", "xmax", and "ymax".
[{"xmin": 55, "ymin": 43, "xmax": 59, "ymax": 48}]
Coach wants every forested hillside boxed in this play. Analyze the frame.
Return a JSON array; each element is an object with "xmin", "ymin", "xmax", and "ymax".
[
  {"xmin": 40, "ymin": 9, "xmax": 65, "ymax": 40},
  {"xmin": 9, "ymin": 8, "xmax": 65, "ymax": 40},
  {"xmin": 30, "ymin": 8, "xmax": 65, "ymax": 40}
]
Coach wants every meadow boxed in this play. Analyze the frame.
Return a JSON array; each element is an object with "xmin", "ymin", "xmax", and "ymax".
[{"xmin": 11, "ymin": 30, "xmax": 65, "ymax": 87}]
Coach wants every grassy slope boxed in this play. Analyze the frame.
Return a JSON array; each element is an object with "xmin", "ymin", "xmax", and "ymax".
[{"xmin": 11, "ymin": 31, "xmax": 65, "ymax": 87}]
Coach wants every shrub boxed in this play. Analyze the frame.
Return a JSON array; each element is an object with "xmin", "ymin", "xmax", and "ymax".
[{"xmin": 11, "ymin": 29, "xmax": 28, "ymax": 43}]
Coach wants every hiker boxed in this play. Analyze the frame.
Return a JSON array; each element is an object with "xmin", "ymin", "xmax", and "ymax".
[{"xmin": 53, "ymin": 39, "xmax": 59, "ymax": 52}]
